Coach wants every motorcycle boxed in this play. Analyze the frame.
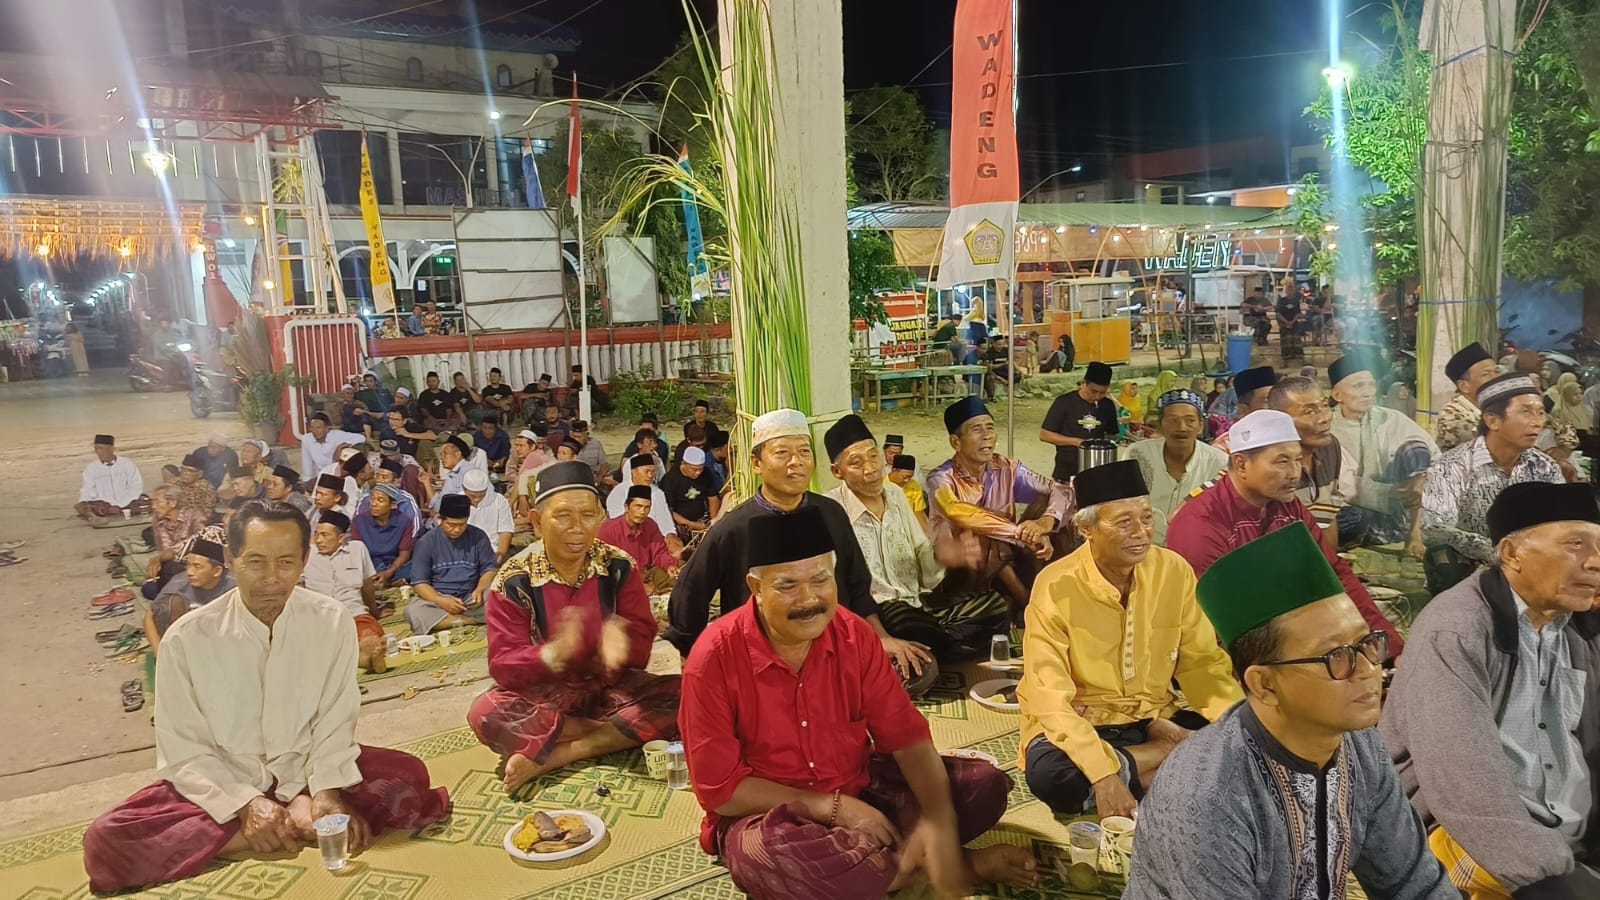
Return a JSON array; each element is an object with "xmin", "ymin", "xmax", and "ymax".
[
  {"xmin": 189, "ymin": 362, "xmax": 242, "ymax": 419},
  {"xmin": 128, "ymin": 345, "xmax": 193, "ymax": 392}
]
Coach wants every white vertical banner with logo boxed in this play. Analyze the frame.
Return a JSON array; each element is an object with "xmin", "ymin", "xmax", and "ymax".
[{"xmin": 934, "ymin": 0, "xmax": 1020, "ymax": 289}]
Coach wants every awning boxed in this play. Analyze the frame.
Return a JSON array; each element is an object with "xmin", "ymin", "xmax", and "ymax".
[{"xmin": 849, "ymin": 200, "xmax": 1293, "ymax": 232}]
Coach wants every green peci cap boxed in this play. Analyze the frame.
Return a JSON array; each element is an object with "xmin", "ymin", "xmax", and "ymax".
[{"xmin": 1196, "ymin": 523, "xmax": 1346, "ymax": 647}]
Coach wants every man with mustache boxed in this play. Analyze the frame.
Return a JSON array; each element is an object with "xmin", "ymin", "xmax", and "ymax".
[
  {"xmin": 1018, "ymin": 460, "xmax": 1240, "ymax": 819},
  {"xmin": 1383, "ymin": 482, "xmax": 1600, "ymax": 899},
  {"xmin": 1328, "ymin": 354, "xmax": 1437, "ymax": 554},
  {"xmin": 1266, "ymin": 374, "xmax": 1344, "ymax": 546},
  {"xmin": 678, "ymin": 507, "xmax": 1038, "ymax": 900},
  {"xmin": 1421, "ymin": 373, "xmax": 1565, "ymax": 595},
  {"xmin": 928, "ymin": 396, "xmax": 1073, "ymax": 616},
  {"xmin": 1167, "ymin": 409, "xmax": 1405, "ymax": 655},
  {"xmin": 665, "ymin": 409, "xmax": 933, "ymax": 687},
  {"xmin": 1126, "ymin": 524, "xmax": 1454, "ymax": 900},
  {"xmin": 468, "ymin": 462, "xmax": 680, "ymax": 795}
]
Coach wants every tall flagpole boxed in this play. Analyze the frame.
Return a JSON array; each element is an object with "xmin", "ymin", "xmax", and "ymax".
[
  {"xmin": 567, "ymin": 74, "xmax": 591, "ymax": 422},
  {"xmin": 1005, "ymin": 0, "xmax": 1020, "ymax": 458}
]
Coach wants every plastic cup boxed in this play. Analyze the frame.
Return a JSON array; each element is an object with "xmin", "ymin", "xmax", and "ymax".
[
  {"xmin": 990, "ymin": 633, "xmax": 1011, "ymax": 666},
  {"xmin": 642, "ymin": 739, "xmax": 671, "ymax": 779},
  {"xmin": 437, "ymin": 629, "xmax": 453, "ymax": 651},
  {"xmin": 1067, "ymin": 821, "xmax": 1102, "ymax": 868},
  {"xmin": 313, "ymin": 814, "xmax": 349, "ymax": 871},
  {"xmin": 665, "ymin": 741, "xmax": 690, "ymax": 790}
]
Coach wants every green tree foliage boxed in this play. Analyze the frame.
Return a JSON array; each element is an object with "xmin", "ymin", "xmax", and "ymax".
[
  {"xmin": 847, "ymin": 86, "xmax": 944, "ymax": 203},
  {"xmin": 1504, "ymin": 0, "xmax": 1600, "ymax": 291},
  {"xmin": 847, "ymin": 230, "xmax": 909, "ymax": 324}
]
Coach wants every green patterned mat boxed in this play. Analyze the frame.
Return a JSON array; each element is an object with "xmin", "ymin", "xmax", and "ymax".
[{"xmin": 0, "ymin": 667, "xmax": 1122, "ymax": 900}]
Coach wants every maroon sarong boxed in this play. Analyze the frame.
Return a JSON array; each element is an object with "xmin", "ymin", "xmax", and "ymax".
[
  {"xmin": 82, "ymin": 745, "xmax": 450, "ymax": 895},
  {"xmin": 468, "ymin": 669, "xmax": 681, "ymax": 763},
  {"xmin": 715, "ymin": 755, "xmax": 1010, "ymax": 900}
]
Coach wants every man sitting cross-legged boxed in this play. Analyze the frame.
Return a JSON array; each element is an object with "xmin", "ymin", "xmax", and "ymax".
[
  {"xmin": 351, "ymin": 483, "xmax": 415, "ymax": 587},
  {"xmin": 1383, "ymin": 482, "xmax": 1600, "ymax": 899},
  {"xmin": 405, "ymin": 494, "xmax": 498, "ymax": 635},
  {"xmin": 1327, "ymin": 354, "xmax": 1438, "ymax": 553},
  {"xmin": 468, "ymin": 461, "xmax": 681, "ymax": 795},
  {"xmin": 77, "ymin": 433, "xmax": 149, "ymax": 520},
  {"xmin": 597, "ymin": 484, "xmax": 681, "ymax": 594},
  {"xmin": 143, "ymin": 536, "xmax": 235, "ymax": 655},
  {"xmin": 605, "ymin": 454, "xmax": 682, "ymax": 556},
  {"xmin": 82, "ymin": 501, "xmax": 450, "ymax": 894},
  {"xmin": 301, "ymin": 511, "xmax": 387, "ymax": 675},
  {"xmin": 1018, "ymin": 460, "xmax": 1241, "ymax": 818},
  {"xmin": 678, "ymin": 506, "xmax": 1038, "ymax": 900}
]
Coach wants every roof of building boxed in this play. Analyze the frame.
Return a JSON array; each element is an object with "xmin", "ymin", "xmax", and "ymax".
[
  {"xmin": 219, "ymin": 6, "xmax": 580, "ymax": 54},
  {"xmin": 847, "ymin": 201, "xmax": 1293, "ymax": 232}
]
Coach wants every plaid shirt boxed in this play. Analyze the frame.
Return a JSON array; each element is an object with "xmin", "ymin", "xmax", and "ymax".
[{"xmin": 1420, "ymin": 438, "xmax": 1564, "ymax": 563}]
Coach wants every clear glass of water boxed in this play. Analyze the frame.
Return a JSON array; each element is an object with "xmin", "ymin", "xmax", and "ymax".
[
  {"xmin": 665, "ymin": 741, "xmax": 690, "ymax": 790},
  {"xmin": 990, "ymin": 633, "xmax": 1011, "ymax": 666},
  {"xmin": 1066, "ymin": 821, "xmax": 1103, "ymax": 868},
  {"xmin": 313, "ymin": 814, "xmax": 350, "ymax": 871}
]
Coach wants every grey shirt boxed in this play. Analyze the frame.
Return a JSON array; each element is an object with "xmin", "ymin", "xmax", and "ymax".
[
  {"xmin": 1504, "ymin": 592, "xmax": 1591, "ymax": 846},
  {"xmin": 1126, "ymin": 702, "xmax": 1453, "ymax": 900}
]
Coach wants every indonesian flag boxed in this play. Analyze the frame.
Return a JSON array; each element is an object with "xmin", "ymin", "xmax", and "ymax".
[
  {"xmin": 522, "ymin": 136, "xmax": 546, "ymax": 209},
  {"xmin": 566, "ymin": 74, "xmax": 582, "ymax": 201}
]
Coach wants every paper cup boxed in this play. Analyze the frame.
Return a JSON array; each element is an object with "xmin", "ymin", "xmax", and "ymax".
[
  {"xmin": 642, "ymin": 740, "xmax": 671, "ymax": 779},
  {"xmin": 1100, "ymin": 814, "xmax": 1136, "ymax": 840},
  {"xmin": 438, "ymin": 629, "xmax": 453, "ymax": 650}
]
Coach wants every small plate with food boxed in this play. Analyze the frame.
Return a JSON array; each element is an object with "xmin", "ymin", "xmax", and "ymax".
[
  {"xmin": 504, "ymin": 809, "xmax": 606, "ymax": 862},
  {"xmin": 397, "ymin": 634, "xmax": 436, "ymax": 652},
  {"xmin": 970, "ymin": 678, "xmax": 1020, "ymax": 712}
]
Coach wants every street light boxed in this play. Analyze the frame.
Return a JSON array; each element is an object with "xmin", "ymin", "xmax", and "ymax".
[
  {"xmin": 1021, "ymin": 164, "xmax": 1089, "ymax": 200},
  {"xmin": 1323, "ymin": 63, "xmax": 1352, "ymax": 87}
]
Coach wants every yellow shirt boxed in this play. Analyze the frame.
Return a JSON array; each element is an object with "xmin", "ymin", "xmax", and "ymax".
[
  {"xmin": 897, "ymin": 478, "xmax": 927, "ymax": 514},
  {"xmin": 1017, "ymin": 543, "xmax": 1242, "ymax": 784}
]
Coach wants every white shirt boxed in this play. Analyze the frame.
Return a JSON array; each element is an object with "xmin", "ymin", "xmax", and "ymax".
[
  {"xmin": 315, "ymin": 465, "xmax": 361, "ymax": 517},
  {"xmin": 468, "ymin": 448, "xmax": 489, "ymax": 474},
  {"xmin": 79, "ymin": 455, "xmax": 144, "ymax": 506},
  {"xmin": 1127, "ymin": 438, "xmax": 1230, "ymax": 546},
  {"xmin": 155, "ymin": 586, "xmax": 361, "ymax": 823},
  {"xmin": 618, "ymin": 453, "xmax": 666, "ymax": 486},
  {"xmin": 607, "ymin": 482, "xmax": 676, "ymax": 536},
  {"xmin": 825, "ymin": 483, "xmax": 945, "ymax": 608},
  {"xmin": 468, "ymin": 490, "xmax": 515, "ymax": 539},
  {"xmin": 300, "ymin": 430, "xmax": 366, "ymax": 481},
  {"xmin": 301, "ymin": 540, "xmax": 376, "ymax": 618}
]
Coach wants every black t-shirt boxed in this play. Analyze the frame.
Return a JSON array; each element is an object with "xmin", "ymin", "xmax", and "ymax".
[
  {"xmin": 1276, "ymin": 295, "xmax": 1302, "ymax": 323},
  {"xmin": 660, "ymin": 467, "xmax": 715, "ymax": 523},
  {"xmin": 382, "ymin": 419, "xmax": 424, "ymax": 456},
  {"xmin": 1041, "ymin": 390, "xmax": 1118, "ymax": 480},
  {"xmin": 482, "ymin": 383, "xmax": 513, "ymax": 405},
  {"xmin": 449, "ymin": 387, "xmax": 478, "ymax": 414},
  {"xmin": 418, "ymin": 389, "xmax": 453, "ymax": 421}
]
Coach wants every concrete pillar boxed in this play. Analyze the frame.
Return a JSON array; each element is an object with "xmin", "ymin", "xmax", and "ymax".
[
  {"xmin": 385, "ymin": 130, "xmax": 406, "ymax": 213},
  {"xmin": 717, "ymin": 0, "xmax": 852, "ymax": 459}
]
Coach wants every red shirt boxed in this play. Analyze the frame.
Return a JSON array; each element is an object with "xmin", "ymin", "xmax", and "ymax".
[
  {"xmin": 1166, "ymin": 474, "xmax": 1404, "ymax": 655},
  {"xmin": 679, "ymin": 602, "xmax": 932, "ymax": 853},
  {"xmin": 484, "ymin": 541, "xmax": 657, "ymax": 690},
  {"xmin": 597, "ymin": 515, "xmax": 678, "ymax": 573}
]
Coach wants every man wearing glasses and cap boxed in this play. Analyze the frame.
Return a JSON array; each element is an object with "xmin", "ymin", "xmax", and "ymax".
[
  {"xmin": 469, "ymin": 462, "xmax": 680, "ymax": 794},
  {"xmin": 176, "ymin": 452, "xmax": 218, "ymax": 514},
  {"xmin": 1125, "ymin": 524, "xmax": 1455, "ymax": 900},
  {"xmin": 1384, "ymin": 482, "xmax": 1600, "ymax": 899}
]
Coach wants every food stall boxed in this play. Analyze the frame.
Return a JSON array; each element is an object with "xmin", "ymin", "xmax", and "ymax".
[{"xmin": 1044, "ymin": 276, "xmax": 1135, "ymax": 364}]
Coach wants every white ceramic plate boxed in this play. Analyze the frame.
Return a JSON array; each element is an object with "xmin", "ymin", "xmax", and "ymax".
[
  {"xmin": 397, "ymin": 634, "xmax": 436, "ymax": 652},
  {"xmin": 503, "ymin": 809, "xmax": 606, "ymax": 862},
  {"xmin": 1365, "ymin": 585, "xmax": 1404, "ymax": 600},
  {"xmin": 941, "ymin": 748, "xmax": 1000, "ymax": 767},
  {"xmin": 969, "ymin": 678, "xmax": 1021, "ymax": 712}
]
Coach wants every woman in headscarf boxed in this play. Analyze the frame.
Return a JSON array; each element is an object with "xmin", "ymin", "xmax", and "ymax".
[
  {"xmin": 1550, "ymin": 373, "xmax": 1593, "ymax": 434},
  {"xmin": 1379, "ymin": 381, "xmax": 1417, "ymax": 419},
  {"xmin": 1116, "ymin": 381, "xmax": 1145, "ymax": 438}
]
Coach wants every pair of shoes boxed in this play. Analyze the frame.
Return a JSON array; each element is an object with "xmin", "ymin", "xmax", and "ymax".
[
  {"xmin": 92, "ymin": 587, "xmax": 135, "ymax": 608},
  {"xmin": 121, "ymin": 680, "xmax": 145, "ymax": 713},
  {"xmin": 96, "ymin": 624, "xmax": 142, "ymax": 646},
  {"xmin": 105, "ymin": 633, "xmax": 149, "ymax": 658},
  {"xmin": 88, "ymin": 603, "xmax": 134, "ymax": 620}
]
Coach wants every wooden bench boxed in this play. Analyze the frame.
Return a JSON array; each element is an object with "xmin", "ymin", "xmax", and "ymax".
[
  {"xmin": 926, "ymin": 365, "xmax": 987, "ymax": 404},
  {"xmin": 857, "ymin": 367, "xmax": 930, "ymax": 411}
]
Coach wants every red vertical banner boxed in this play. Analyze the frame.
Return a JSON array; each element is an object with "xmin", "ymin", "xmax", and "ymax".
[
  {"xmin": 566, "ymin": 75, "xmax": 582, "ymax": 201},
  {"xmin": 935, "ymin": 0, "xmax": 1019, "ymax": 288}
]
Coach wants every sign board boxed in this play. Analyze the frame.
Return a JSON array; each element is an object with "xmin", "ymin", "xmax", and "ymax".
[
  {"xmin": 1143, "ymin": 233, "xmax": 1236, "ymax": 273},
  {"xmin": 602, "ymin": 235, "xmax": 660, "ymax": 324},
  {"xmin": 859, "ymin": 292, "xmax": 927, "ymax": 366},
  {"xmin": 449, "ymin": 208, "xmax": 566, "ymax": 331}
]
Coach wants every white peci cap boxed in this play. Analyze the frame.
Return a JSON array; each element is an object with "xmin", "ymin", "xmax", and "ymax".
[
  {"xmin": 1227, "ymin": 410, "xmax": 1302, "ymax": 453},
  {"xmin": 682, "ymin": 446, "xmax": 707, "ymax": 465},
  {"xmin": 462, "ymin": 469, "xmax": 492, "ymax": 492},
  {"xmin": 751, "ymin": 408, "xmax": 809, "ymax": 448}
]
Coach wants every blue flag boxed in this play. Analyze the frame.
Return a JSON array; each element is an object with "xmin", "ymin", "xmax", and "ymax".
[
  {"xmin": 678, "ymin": 145, "xmax": 708, "ymax": 277},
  {"xmin": 522, "ymin": 137, "xmax": 546, "ymax": 209}
]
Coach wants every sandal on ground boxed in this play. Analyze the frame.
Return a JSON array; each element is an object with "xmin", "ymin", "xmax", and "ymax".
[
  {"xmin": 105, "ymin": 634, "xmax": 149, "ymax": 658},
  {"xmin": 0, "ymin": 554, "xmax": 24, "ymax": 567},
  {"xmin": 97, "ymin": 624, "xmax": 142, "ymax": 646},
  {"xmin": 121, "ymin": 681, "xmax": 144, "ymax": 713},
  {"xmin": 88, "ymin": 603, "xmax": 134, "ymax": 620},
  {"xmin": 92, "ymin": 587, "xmax": 135, "ymax": 607}
]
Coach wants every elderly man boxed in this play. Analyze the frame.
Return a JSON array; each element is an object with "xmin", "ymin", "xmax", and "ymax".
[
  {"xmin": 82, "ymin": 501, "xmax": 450, "ymax": 894},
  {"xmin": 1126, "ymin": 524, "xmax": 1454, "ymax": 900},
  {"xmin": 1435, "ymin": 342, "xmax": 1503, "ymax": 452},
  {"xmin": 220, "ymin": 462, "xmax": 264, "ymax": 507},
  {"xmin": 467, "ymin": 462, "xmax": 681, "ymax": 794},
  {"xmin": 660, "ymin": 445, "xmax": 720, "ymax": 545},
  {"xmin": 434, "ymin": 435, "xmax": 473, "ymax": 501},
  {"xmin": 299, "ymin": 413, "xmax": 364, "ymax": 481},
  {"xmin": 823, "ymin": 414, "xmax": 1008, "ymax": 676},
  {"xmin": 1039, "ymin": 361, "xmax": 1119, "ymax": 481},
  {"xmin": 1421, "ymin": 373, "xmax": 1565, "ymax": 595},
  {"xmin": 463, "ymin": 469, "xmax": 515, "ymax": 562},
  {"xmin": 1210, "ymin": 365, "xmax": 1278, "ymax": 452},
  {"xmin": 929, "ymin": 396, "xmax": 1073, "ymax": 615},
  {"xmin": 1128, "ymin": 389, "xmax": 1229, "ymax": 546},
  {"xmin": 351, "ymin": 483, "xmax": 415, "ymax": 586},
  {"xmin": 598, "ymin": 485, "xmax": 680, "ymax": 593},
  {"xmin": 1266, "ymin": 375, "xmax": 1343, "ymax": 533},
  {"xmin": 1020, "ymin": 460, "xmax": 1241, "ymax": 818},
  {"xmin": 264, "ymin": 464, "xmax": 311, "ymax": 516},
  {"xmin": 1167, "ymin": 409, "xmax": 1405, "ymax": 654},
  {"xmin": 405, "ymin": 494, "xmax": 498, "ymax": 635},
  {"xmin": 1328, "ymin": 355, "xmax": 1438, "ymax": 552},
  {"xmin": 678, "ymin": 507, "xmax": 1038, "ymax": 900},
  {"xmin": 1383, "ymin": 482, "xmax": 1600, "ymax": 899},
  {"xmin": 142, "ymin": 538, "xmax": 235, "ymax": 655},
  {"xmin": 666, "ymin": 409, "xmax": 939, "ymax": 687},
  {"xmin": 301, "ymin": 510, "xmax": 386, "ymax": 675},
  {"xmin": 605, "ymin": 453, "xmax": 680, "ymax": 552},
  {"xmin": 237, "ymin": 439, "xmax": 282, "ymax": 482},
  {"xmin": 142, "ymin": 485, "xmax": 213, "ymax": 598},
  {"xmin": 188, "ymin": 433, "xmax": 238, "ymax": 488},
  {"xmin": 175, "ymin": 453, "xmax": 217, "ymax": 514}
]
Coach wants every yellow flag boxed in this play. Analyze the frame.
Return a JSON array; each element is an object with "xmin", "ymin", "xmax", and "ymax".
[{"xmin": 358, "ymin": 137, "xmax": 396, "ymax": 313}]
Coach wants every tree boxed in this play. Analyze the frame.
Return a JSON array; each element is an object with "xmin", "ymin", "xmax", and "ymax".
[
  {"xmin": 847, "ymin": 230, "xmax": 908, "ymax": 324},
  {"xmin": 532, "ymin": 122, "xmax": 647, "ymax": 229},
  {"xmin": 847, "ymin": 86, "xmax": 943, "ymax": 203}
]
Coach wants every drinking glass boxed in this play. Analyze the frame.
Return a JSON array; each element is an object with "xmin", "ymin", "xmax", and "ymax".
[
  {"xmin": 313, "ymin": 814, "xmax": 349, "ymax": 871},
  {"xmin": 990, "ymin": 633, "xmax": 1011, "ymax": 666},
  {"xmin": 665, "ymin": 741, "xmax": 690, "ymax": 790},
  {"xmin": 1067, "ymin": 821, "xmax": 1102, "ymax": 868}
]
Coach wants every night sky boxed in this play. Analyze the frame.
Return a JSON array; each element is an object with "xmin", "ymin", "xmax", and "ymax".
[{"xmin": 537, "ymin": 0, "xmax": 1334, "ymax": 183}]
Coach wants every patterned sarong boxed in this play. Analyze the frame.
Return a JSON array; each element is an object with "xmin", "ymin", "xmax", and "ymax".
[
  {"xmin": 468, "ymin": 669, "xmax": 681, "ymax": 763},
  {"xmin": 82, "ymin": 745, "xmax": 450, "ymax": 895},
  {"xmin": 715, "ymin": 755, "xmax": 1010, "ymax": 900}
]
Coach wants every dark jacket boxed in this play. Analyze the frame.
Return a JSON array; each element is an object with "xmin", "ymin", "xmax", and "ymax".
[
  {"xmin": 1380, "ymin": 567, "xmax": 1600, "ymax": 898},
  {"xmin": 663, "ymin": 491, "xmax": 877, "ymax": 656}
]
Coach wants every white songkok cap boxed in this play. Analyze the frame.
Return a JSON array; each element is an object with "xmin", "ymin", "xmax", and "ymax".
[
  {"xmin": 462, "ymin": 469, "xmax": 492, "ymax": 492},
  {"xmin": 682, "ymin": 446, "xmax": 707, "ymax": 465},
  {"xmin": 751, "ymin": 408, "xmax": 809, "ymax": 448},
  {"xmin": 1227, "ymin": 410, "xmax": 1302, "ymax": 453}
]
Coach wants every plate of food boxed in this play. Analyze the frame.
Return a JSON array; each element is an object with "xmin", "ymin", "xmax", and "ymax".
[
  {"xmin": 940, "ymin": 747, "xmax": 1000, "ymax": 767},
  {"xmin": 969, "ymin": 678, "xmax": 1020, "ymax": 712},
  {"xmin": 504, "ymin": 810, "xmax": 606, "ymax": 862},
  {"xmin": 397, "ymin": 634, "xmax": 436, "ymax": 652}
]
